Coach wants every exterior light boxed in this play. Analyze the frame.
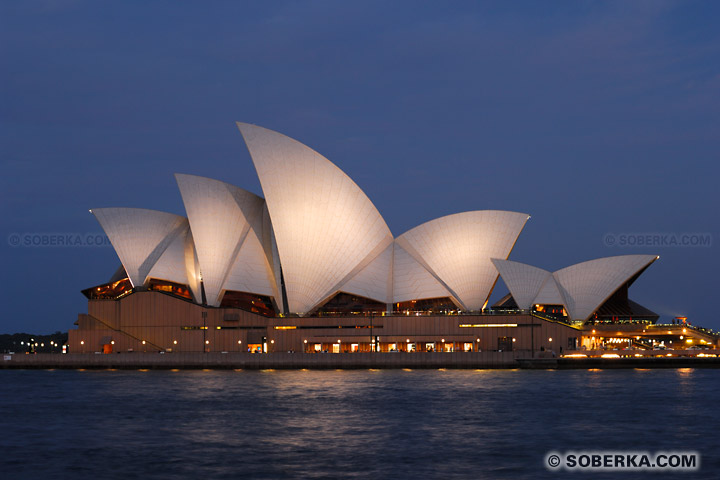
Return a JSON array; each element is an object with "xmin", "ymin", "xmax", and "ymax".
[
  {"xmin": 270, "ymin": 340, "xmax": 274, "ymax": 344},
  {"xmin": 406, "ymin": 339, "xmax": 410, "ymax": 343},
  {"xmin": 476, "ymin": 338, "xmax": 480, "ymax": 342},
  {"xmin": 680, "ymin": 336, "xmax": 684, "ymax": 340},
  {"xmin": 441, "ymin": 339, "xmax": 445, "ymax": 343},
  {"xmin": 237, "ymin": 340, "xmax": 241, "ymax": 344},
  {"xmin": 205, "ymin": 340, "xmax": 209, "ymax": 344},
  {"xmin": 337, "ymin": 340, "xmax": 341, "ymax": 343},
  {"xmin": 142, "ymin": 341, "xmax": 146, "ymax": 345},
  {"xmin": 512, "ymin": 338, "xmax": 516, "ymax": 342},
  {"xmin": 111, "ymin": 340, "xmax": 115, "ymax": 345},
  {"xmin": 549, "ymin": 338, "xmax": 553, "ymax": 342},
  {"xmin": 303, "ymin": 340, "xmax": 307, "ymax": 343},
  {"xmin": 80, "ymin": 341, "xmax": 84, "ymax": 345},
  {"xmin": 173, "ymin": 340, "xmax": 177, "ymax": 344}
]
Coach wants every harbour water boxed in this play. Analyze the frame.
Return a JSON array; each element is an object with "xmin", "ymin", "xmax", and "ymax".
[{"xmin": 1, "ymin": 368, "xmax": 718, "ymax": 479}]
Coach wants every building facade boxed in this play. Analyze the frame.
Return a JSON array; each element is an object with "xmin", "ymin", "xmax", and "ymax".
[{"xmin": 68, "ymin": 123, "xmax": 718, "ymax": 358}]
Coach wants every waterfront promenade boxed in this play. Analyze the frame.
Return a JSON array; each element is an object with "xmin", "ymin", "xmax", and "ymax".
[
  {"xmin": 1, "ymin": 351, "xmax": 517, "ymax": 369},
  {"xmin": 3, "ymin": 351, "xmax": 720, "ymax": 369}
]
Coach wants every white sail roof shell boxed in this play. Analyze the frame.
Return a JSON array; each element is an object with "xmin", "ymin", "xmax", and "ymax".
[
  {"xmin": 148, "ymin": 226, "xmax": 203, "ymax": 303},
  {"xmin": 392, "ymin": 243, "xmax": 452, "ymax": 304},
  {"xmin": 175, "ymin": 174, "xmax": 275, "ymax": 307},
  {"xmin": 491, "ymin": 259, "xmax": 551, "ymax": 310},
  {"xmin": 147, "ymin": 225, "xmax": 190, "ymax": 284},
  {"xmin": 553, "ymin": 255, "xmax": 658, "ymax": 321},
  {"xmin": 91, "ymin": 208, "xmax": 188, "ymax": 288},
  {"xmin": 533, "ymin": 276, "xmax": 565, "ymax": 306},
  {"xmin": 492, "ymin": 255, "xmax": 658, "ymax": 322},
  {"xmin": 183, "ymin": 230, "xmax": 203, "ymax": 303},
  {"xmin": 89, "ymin": 124, "xmax": 663, "ymax": 321},
  {"xmin": 260, "ymin": 204, "xmax": 285, "ymax": 312},
  {"xmin": 338, "ymin": 243, "xmax": 394, "ymax": 304},
  {"xmin": 396, "ymin": 211, "xmax": 529, "ymax": 311},
  {"xmin": 237, "ymin": 122, "xmax": 393, "ymax": 314},
  {"xmin": 223, "ymin": 227, "xmax": 275, "ymax": 297}
]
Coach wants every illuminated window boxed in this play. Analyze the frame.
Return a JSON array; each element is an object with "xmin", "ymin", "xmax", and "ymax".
[
  {"xmin": 220, "ymin": 290, "xmax": 276, "ymax": 316},
  {"xmin": 459, "ymin": 324, "xmax": 518, "ymax": 328},
  {"xmin": 147, "ymin": 278, "xmax": 192, "ymax": 300},
  {"xmin": 81, "ymin": 278, "xmax": 133, "ymax": 300},
  {"xmin": 315, "ymin": 292, "xmax": 386, "ymax": 315}
]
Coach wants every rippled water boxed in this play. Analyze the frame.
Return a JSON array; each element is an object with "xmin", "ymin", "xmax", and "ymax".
[{"xmin": 1, "ymin": 368, "xmax": 718, "ymax": 479}]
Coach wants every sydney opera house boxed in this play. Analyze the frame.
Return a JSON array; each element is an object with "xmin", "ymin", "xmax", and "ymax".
[{"xmin": 68, "ymin": 123, "xmax": 717, "ymax": 358}]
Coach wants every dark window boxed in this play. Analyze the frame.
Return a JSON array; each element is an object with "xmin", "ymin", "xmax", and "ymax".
[{"xmin": 498, "ymin": 336, "xmax": 513, "ymax": 352}]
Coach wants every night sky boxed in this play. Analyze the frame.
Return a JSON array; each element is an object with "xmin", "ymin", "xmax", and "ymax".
[{"xmin": 1, "ymin": 1, "xmax": 718, "ymax": 334}]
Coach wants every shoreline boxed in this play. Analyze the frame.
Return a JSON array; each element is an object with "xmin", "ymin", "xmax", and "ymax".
[{"xmin": 3, "ymin": 352, "xmax": 720, "ymax": 370}]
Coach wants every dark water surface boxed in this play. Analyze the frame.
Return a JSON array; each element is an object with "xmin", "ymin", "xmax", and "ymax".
[{"xmin": 1, "ymin": 368, "xmax": 717, "ymax": 479}]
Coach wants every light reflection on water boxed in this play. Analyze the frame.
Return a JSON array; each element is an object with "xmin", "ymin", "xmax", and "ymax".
[{"xmin": 0, "ymin": 368, "xmax": 719, "ymax": 479}]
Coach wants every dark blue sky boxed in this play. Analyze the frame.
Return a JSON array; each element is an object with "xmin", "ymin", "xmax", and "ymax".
[{"xmin": 1, "ymin": 1, "xmax": 718, "ymax": 333}]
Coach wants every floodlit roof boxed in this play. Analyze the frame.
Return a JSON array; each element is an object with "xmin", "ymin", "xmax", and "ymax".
[
  {"xmin": 147, "ymin": 223, "xmax": 196, "ymax": 297},
  {"xmin": 237, "ymin": 122, "xmax": 393, "ymax": 314},
  {"xmin": 90, "ymin": 123, "xmax": 659, "ymax": 319},
  {"xmin": 175, "ymin": 174, "xmax": 275, "ymax": 307},
  {"xmin": 493, "ymin": 255, "xmax": 659, "ymax": 321},
  {"xmin": 397, "ymin": 211, "xmax": 529, "ymax": 310},
  {"xmin": 91, "ymin": 207, "xmax": 188, "ymax": 288},
  {"xmin": 553, "ymin": 255, "xmax": 658, "ymax": 321},
  {"xmin": 339, "ymin": 243, "xmax": 394, "ymax": 304},
  {"xmin": 392, "ymin": 243, "xmax": 452, "ymax": 304},
  {"xmin": 490, "ymin": 259, "xmax": 551, "ymax": 310}
]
